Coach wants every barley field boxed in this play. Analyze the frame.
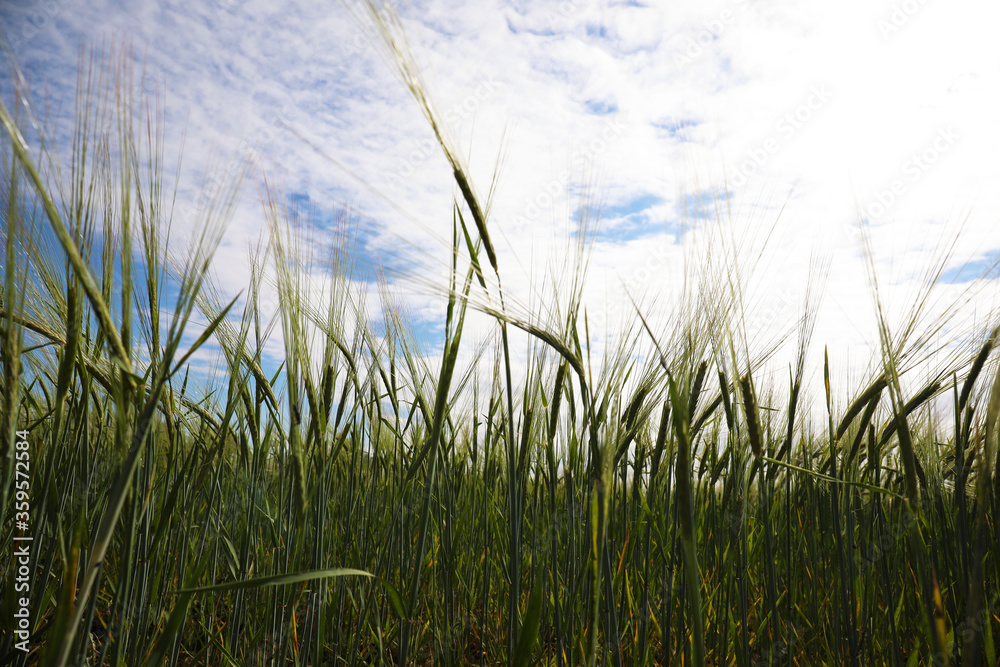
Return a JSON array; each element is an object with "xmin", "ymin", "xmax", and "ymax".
[{"xmin": 2, "ymin": 6, "xmax": 1000, "ymax": 667}]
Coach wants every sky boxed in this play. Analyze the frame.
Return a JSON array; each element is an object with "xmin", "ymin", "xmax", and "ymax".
[{"xmin": 3, "ymin": 0, "xmax": 1000, "ymax": 419}]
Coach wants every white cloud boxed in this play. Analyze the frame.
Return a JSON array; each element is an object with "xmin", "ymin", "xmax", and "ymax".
[{"xmin": 3, "ymin": 0, "xmax": 998, "ymax": 417}]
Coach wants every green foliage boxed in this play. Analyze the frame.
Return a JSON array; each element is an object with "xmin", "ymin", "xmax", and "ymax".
[{"xmin": 2, "ymin": 28, "xmax": 1000, "ymax": 667}]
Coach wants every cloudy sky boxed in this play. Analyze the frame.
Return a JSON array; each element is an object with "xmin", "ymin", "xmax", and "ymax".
[{"xmin": 3, "ymin": 0, "xmax": 999, "ymax": 415}]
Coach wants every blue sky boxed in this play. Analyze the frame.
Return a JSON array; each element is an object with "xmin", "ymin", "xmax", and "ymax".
[{"xmin": 3, "ymin": 0, "xmax": 1000, "ymax": 411}]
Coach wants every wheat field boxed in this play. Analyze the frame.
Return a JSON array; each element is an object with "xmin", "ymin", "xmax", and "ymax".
[{"xmin": 2, "ymin": 6, "xmax": 1000, "ymax": 666}]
